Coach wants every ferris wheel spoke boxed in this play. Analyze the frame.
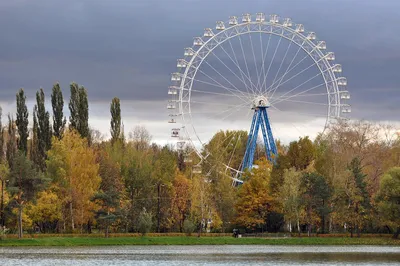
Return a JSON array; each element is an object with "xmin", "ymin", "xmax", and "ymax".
[
  {"xmin": 209, "ymin": 49, "xmax": 256, "ymax": 97},
  {"xmin": 225, "ymin": 37, "xmax": 257, "ymax": 96},
  {"xmin": 273, "ymin": 99, "xmax": 330, "ymax": 106},
  {"xmin": 188, "ymin": 88, "xmax": 250, "ymax": 98},
  {"xmin": 271, "ymin": 74, "xmax": 326, "ymax": 105},
  {"xmin": 248, "ymin": 31, "xmax": 261, "ymax": 92},
  {"xmin": 269, "ymin": 104, "xmax": 331, "ymax": 119},
  {"xmin": 268, "ymin": 55, "xmax": 322, "ymax": 100},
  {"xmin": 258, "ymin": 32, "xmax": 272, "ymax": 91},
  {"xmin": 218, "ymin": 42, "xmax": 256, "ymax": 95},
  {"xmin": 204, "ymin": 100, "xmax": 252, "ymax": 120},
  {"xmin": 260, "ymin": 35, "xmax": 283, "ymax": 94},
  {"xmin": 237, "ymin": 34, "xmax": 256, "ymax": 94},
  {"xmin": 196, "ymin": 68, "xmax": 250, "ymax": 102},
  {"xmin": 266, "ymin": 39, "xmax": 293, "ymax": 96},
  {"xmin": 267, "ymin": 45, "xmax": 316, "ymax": 97},
  {"xmin": 189, "ymin": 101, "xmax": 244, "ymax": 107}
]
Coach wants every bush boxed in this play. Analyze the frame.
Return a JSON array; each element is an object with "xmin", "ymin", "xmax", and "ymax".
[
  {"xmin": 137, "ymin": 208, "xmax": 152, "ymax": 236},
  {"xmin": 0, "ymin": 226, "xmax": 9, "ymax": 241},
  {"xmin": 183, "ymin": 219, "xmax": 196, "ymax": 236}
]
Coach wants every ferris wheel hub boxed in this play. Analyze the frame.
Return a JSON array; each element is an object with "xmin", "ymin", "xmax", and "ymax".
[{"xmin": 252, "ymin": 95, "xmax": 270, "ymax": 109}]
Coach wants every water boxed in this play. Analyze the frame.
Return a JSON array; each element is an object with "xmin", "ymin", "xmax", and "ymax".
[{"xmin": 1, "ymin": 245, "xmax": 399, "ymax": 265}]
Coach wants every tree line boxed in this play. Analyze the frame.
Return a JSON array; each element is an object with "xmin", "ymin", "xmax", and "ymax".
[{"xmin": 0, "ymin": 83, "xmax": 399, "ymax": 239}]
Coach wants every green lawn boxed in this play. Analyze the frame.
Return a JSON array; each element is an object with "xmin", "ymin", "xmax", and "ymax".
[{"xmin": 0, "ymin": 236, "xmax": 399, "ymax": 246}]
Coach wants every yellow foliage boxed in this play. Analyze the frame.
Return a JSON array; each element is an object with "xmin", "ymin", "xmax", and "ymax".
[
  {"xmin": 235, "ymin": 158, "xmax": 274, "ymax": 229},
  {"xmin": 27, "ymin": 190, "xmax": 62, "ymax": 224},
  {"xmin": 47, "ymin": 130, "xmax": 101, "ymax": 230}
]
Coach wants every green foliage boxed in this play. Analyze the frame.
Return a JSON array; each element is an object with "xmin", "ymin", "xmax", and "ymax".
[
  {"xmin": 34, "ymin": 88, "xmax": 52, "ymax": 171},
  {"xmin": 110, "ymin": 97, "xmax": 122, "ymax": 144},
  {"xmin": 376, "ymin": 167, "xmax": 400, "ymax": 238},
  {"xmin": 16, "ymin": 89, "xmax": 29, "ymax": 154},
  {"xmin": 287, "ymin": 137, "xmax": 315, "ymax": 171},
  {"xmin": 51, "ymin": 83, "xmax": 66, "ymax": 139},
  {"xmin": 69, "ymin": 83, "xmax": 89, "ymax": 139},
  {"xmin": 6, "ymin": 115, "xmax": 17, "ymax": 170},
  {"xmin": 137, "ymin": 208, "xmax": 153, "ymax": 236},
  {"xmin": 183, "ymin": 219, "xmax": 195, "ymax": 236}
]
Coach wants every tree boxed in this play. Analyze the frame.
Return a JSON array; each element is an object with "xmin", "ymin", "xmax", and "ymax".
[
  {"xmin": 110, "ymin": 97, "xmax": 122, "ymax": 144},
  {"xmin": 51, "ymin": 83, "xmax": 66, "ymax": 139},
  {"xmin": 0, "ymin": 163, "xmax": 9, "ymax": 227},
  {"xmin": 129, "ymin": 125, "xmax": 152, "ymax": 151},
  {"xmin": 235, "ymin": 158, "xmax": 274, "ymax": 231},
  {"xmin": 0, "ymin": 107, "xmax": 4, "ymax": 162},
  {"xmin": 16, "ymin": 89, "xmax": 29, "ymax": 154},
  {"xmin": 278, "ymin": 168, "xmax": 303, "ymax": 234},
  {"xmin": 7, "ymin": 152, "xmax": 46, "ymax": 238},
  {"xmin": 376, "ymin": 167, "xmax": 400, "ymax": 239},
  {"xmin": 6, "ymin": 115, "xmax": 17, "ymax": 170},
  {"xmin": 287, "ymin": 137, "xmax": 315, "ymax": 171},
  {"xmin": 30, "ymin": 106, "xmax": 40, "ymax": 168},
  {"xmin": 137, "ymin": 208, "xmax": 152, "ymax": 236},
  {"xmin": 94, "ymin": 150, "xmax": 123, "ymax": 237},
  {"xmin": 69, "ymin": 83, "xmax": 89, "ymax": 139},
  {"xmin": 34, "ymin": 88, "xmax": 52, "ymax": 171},
  {"xmin": 301, "ymin": 172, "xmax": 331, "ymax": 236},
  {"xmin": 27, "ymin": 190, "xmax": 62, "ymax": 233},
  {"xmin": 46, "ymin": 130, "xmax": 100, "ymax": 232},
  {"xmin": 171, "ymin": 172, "xmax": 191, "ymax": 232}
]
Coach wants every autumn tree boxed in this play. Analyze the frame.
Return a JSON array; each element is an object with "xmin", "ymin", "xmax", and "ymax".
[
  {"xmin": 51, "ymin": 83, "xmax": 66, "ymax": 139},
  {"xmin": 301, "ymin": 172, "xmax": 331, "ymax": 235},
  {"xmin": 287, "ymin": 137, "xmax": 315, "ymax": 171},
  {"xmin": 279, "ymin": 168, "xmax": 303, "ymax": 234},
  {"xmin": 110, "ymin": 97, "xmax": 122, "ymax": 144},
  {"xmin": 171, "ymin": 172, "xmax": 191, "ymax": 232},
  {"xmin": 8, "ymin": 152, "xmax": 46, "ymax": 238},
  {"xmin": 16, "ymin": 89, "xmax": 29, "ymax": 154},
  {"xmin": 27, "ymin": 190, "xmax": 62, "ymax": 233},
  {"xmin": 376, "ymin": 167, "xmax": 400, "ymax": 239},
  {"xmin": 94, "ymin": 150, "xmax": 123, "ymax": 237},
  {"xmin": 235, "ymin": 158, "xmax": 274, "ymax": 231},
  {"xmin": 46, "ymin": 130, "xmax": 100, "ymax": 232}
]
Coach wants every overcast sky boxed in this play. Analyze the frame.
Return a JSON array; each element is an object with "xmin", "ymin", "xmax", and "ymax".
[{"xmin": 0, "ymin": 0, "xmax": 399, "ymax": 144}]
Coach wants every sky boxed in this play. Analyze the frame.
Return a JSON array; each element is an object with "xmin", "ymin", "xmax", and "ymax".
[{"xmin": 0, "ymin": 0, "xmax": 399, "ymax": 145}]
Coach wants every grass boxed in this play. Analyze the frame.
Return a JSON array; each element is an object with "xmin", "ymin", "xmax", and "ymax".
[{"xmin": 0, "ymin": 236, "xmax": 399, "ymax": 246}]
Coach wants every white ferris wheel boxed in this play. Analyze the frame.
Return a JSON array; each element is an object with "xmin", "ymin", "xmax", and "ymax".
[{"xmin": 167, "ymin": 13, "xmax": 351, "ymax": 181}]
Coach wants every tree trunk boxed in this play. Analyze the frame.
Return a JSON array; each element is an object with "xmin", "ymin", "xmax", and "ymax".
[
  {"xmin": 157, "ymin": 183, "xmax": 160, "ymax": 233},
  {"xmin": 69, "ymin": 202, "xmax": 74, "ymax": 231},
  {"xmin": 18, "ymin": 206, "xmax": 23, "ymax": 239},
  {"xmin": 0, "ymin": 179, "xmax": 4, "ymax": 227},
  {"xmin": 393, "ymin": 227, "xmax": 400, "ymax": 239},
  {"xmin": 105, "ymin": 224, "xmax": 109, "ymax": 238}
]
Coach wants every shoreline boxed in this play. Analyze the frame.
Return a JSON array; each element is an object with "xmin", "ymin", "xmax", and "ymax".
[{"xmin": 0, "ymin": 236, "xmax": 399, "ymax": 247}]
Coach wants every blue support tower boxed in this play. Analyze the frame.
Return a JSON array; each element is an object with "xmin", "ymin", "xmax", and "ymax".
[{"xmin": 241, "ymin": 97, "xmax": 277, "ymax": 172}]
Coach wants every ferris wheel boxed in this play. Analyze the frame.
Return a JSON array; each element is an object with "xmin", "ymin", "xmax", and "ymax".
[{"xmin": 168, "ymin": 13, "xmax": 350, "ymax": 182}]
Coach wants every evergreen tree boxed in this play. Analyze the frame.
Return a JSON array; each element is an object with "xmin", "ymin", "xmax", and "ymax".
[
  {"xmin": 8, "ymin": 152, "xmax": 46, "ymax": 238},
  {"xmin": 16, "ymin": 89, "xmax": 29, "ymax": 154},
  {"xmin": 110, "ymin": 97, "xmax": 121, "ymax": 144},
  {"xmin": 51, "ymin": 83, "xmax": 66, "ymax": 139},
  {"xmin": 35, "ymin": 88, "xmax": 52, "ymax": 171}
]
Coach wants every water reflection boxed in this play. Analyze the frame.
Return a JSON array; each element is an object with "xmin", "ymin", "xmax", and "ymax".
[{"xmin": 1, "ymin": 245, "xmax": 399, "ymax": 266}]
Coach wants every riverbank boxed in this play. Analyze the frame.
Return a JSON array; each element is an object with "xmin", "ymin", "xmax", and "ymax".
[{"xmin": 0, "ymin": 236, "xmax": 399, "ymax": 246}]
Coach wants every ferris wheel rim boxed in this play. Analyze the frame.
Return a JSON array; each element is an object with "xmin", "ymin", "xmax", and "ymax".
[{"xmin": 169, "ymin": 13, "xmax": 350, "ymax": 171}]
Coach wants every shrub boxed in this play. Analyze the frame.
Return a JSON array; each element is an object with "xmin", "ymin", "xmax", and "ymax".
[
  {"xmin": 137, "ymin": 208, "xmax": 153, "ymax": 236},
  {"xmin": 183, "ymin": 219, "xmax": 196, "ymax": 236}
]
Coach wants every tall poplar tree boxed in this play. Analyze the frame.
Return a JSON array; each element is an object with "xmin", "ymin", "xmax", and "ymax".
[
  {"xmin": 16, "ymin": 89, "xmax": 29, "ymax": 154},
  {"xmin": 6, "ymin": 115, "xmax": 17, "ymax": 169},
  {"xmin": 110, "ymin": 97, "xmax": 121, "ymax": 144},
  {"xmin": 51, "ymin": 83, "xmax": 66, "ymax": 139},
  {"xmin": 69, "ymin": 83, "xmax": 89, "ymax": 139},
  {"xmin": 34, "ymin": 88, "xmax": 52, "ymax": 171}
]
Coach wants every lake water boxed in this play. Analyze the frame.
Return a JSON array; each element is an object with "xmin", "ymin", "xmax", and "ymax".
[{"xmin": 1, "ymin": 245, "xmax": 399, "ymax": 265}]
